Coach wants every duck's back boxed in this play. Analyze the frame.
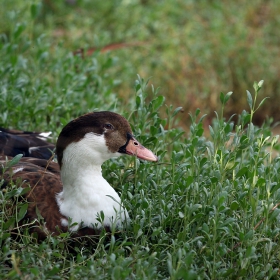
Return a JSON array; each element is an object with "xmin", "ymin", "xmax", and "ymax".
[{"xmin": 0, "ymin": 127, "xmax": 55, "ymax": 159}]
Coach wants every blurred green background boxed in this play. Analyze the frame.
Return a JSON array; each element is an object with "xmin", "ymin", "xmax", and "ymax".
[{"xmin": 1, "ymin": 0, "xmax": 280, "ymax": 128}]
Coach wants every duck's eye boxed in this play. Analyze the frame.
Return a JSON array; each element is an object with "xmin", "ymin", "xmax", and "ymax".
[{"xmin": 104, "ymin": 123, "xmax": 114, "ymax": 130}]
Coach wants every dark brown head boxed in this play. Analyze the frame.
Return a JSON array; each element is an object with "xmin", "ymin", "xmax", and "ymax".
[{"xmin": 56, "ymin": 111, "xmax": 157, "ymax": 167}]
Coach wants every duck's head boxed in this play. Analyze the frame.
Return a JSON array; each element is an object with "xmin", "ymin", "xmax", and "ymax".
[{"xmin": 56, "ymin": 111, "xmax": 158, "ymax": 168}]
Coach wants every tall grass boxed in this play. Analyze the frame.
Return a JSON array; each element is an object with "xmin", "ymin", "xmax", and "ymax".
[
  {"xmin": 1, "ymin": 75, "xmax": 280, "ymax": 278},
  {"xmin": 1, "ymin": 1, "xmax": 280, "ymax": 279},
  {"xmin": 1, "ymin": 1, "xmax": 280, "ymax": 126}
]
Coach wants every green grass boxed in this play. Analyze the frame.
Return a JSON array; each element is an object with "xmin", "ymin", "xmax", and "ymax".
[
  {"xmin": 1, "ymin": 1, "xmax": 280, "ymax": 279},
  {"xmin": 1, "ymin": 0, "xmax": 280, "ymax": 126},
  {"xmin": 1, "ymin": 76, "xmax": 280, "ymax": 279}
]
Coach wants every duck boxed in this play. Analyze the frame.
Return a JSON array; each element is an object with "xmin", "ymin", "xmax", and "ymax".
[{"xmin": 0, "ymin": 111, "xmax": 157, "ymax": 240}]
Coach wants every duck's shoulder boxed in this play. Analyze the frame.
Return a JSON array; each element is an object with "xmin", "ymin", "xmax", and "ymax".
[
  {"xmin": 1, "ymin": 157, "xmax": 61, "ymax": 203},
  {"xmin": 1, "ymin": 156, "xmax": 61, "ymax": 193}
]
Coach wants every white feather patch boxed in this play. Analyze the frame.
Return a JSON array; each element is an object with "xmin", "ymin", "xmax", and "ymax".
[
  {"xmin": 13, "ymin": 166, "xmax": 24, "ymax": 174},
  {"xmin": 38, "ymin": 132, "xmax": 52, "ymax": 138},
  {"xmin": 56, "ymin": 133, "xmax": 129, "ymax": 231}
]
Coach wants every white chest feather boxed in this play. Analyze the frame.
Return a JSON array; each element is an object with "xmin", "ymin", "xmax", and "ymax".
[{"xmin": 56, "ymin": 133, "xmax": 129, "ymax": 230}]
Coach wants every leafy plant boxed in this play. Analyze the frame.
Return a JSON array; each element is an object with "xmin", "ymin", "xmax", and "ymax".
[
  {"xmin": 1, "ymin": 2, "xmax": 280, "ymax": 278},
  {"xmin": 2, "ymin": 76, "xmax": 280, "ymax": 279}
]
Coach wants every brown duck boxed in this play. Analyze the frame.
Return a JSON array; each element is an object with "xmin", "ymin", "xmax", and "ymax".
[{"xmin": 1, "ymin": 112, "xmax": 157, "ymax": 240}]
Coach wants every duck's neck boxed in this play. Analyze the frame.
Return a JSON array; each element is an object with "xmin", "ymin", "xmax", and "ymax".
[{"xmin": 56, "ymin": 142, "xmax": 129, "ymax": 230}]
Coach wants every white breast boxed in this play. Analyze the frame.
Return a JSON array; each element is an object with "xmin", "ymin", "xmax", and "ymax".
[{"xmin": 56, "ymin": 133, "xmax": 129, "ymax": 231}]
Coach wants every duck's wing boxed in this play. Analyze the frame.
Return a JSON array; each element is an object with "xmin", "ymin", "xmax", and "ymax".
[
  {"xmin": 0, "ymin": 127, "xmax": 55, "ymax": 160},
  {"xmin": 1, "ymin": 156, "xmax": 67, "ymax": 239}
]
